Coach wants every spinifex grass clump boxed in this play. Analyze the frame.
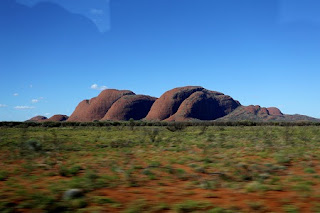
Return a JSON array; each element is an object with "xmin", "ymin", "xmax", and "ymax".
[
  {"xmin": 18, "ymin": 138, "xmax": 43, "ymax": 158},
  {"xmin": 173, "ymin": 200, "xmax": 212, "ymax": 212},
  {"xmin": 58, "ymin": 165, "xmax": 83, "ymax": 177},
  {"xmin": 0, "ymin": 171, "xmax": 9, "ymax": 181},
  {"xmin": 166, "ymin": 122, "xmax": 186, "ymax": 132},
  {"xmin": 145, "ymin": 128, "xmax": 160, "ymax": 143}
]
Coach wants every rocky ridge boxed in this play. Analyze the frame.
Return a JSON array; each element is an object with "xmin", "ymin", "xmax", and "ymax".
[{"xmin": 27, "ymin": 86, "xmax": 319, "ymax": 122}]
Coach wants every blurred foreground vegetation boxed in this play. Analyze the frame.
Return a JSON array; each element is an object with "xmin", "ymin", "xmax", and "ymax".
[{"xmin": 1, "ymin": 125, "xmax": 320, "ymax": 212}]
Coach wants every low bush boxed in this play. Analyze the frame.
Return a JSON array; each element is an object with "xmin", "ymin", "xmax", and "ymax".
[{"xmin": 173, "ymin": 200, "xmax": 211, "ymax": 213}]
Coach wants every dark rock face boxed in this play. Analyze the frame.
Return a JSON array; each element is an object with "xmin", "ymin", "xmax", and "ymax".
[
  {"xmin": 208, "ymin": 91, "xmax": 241, "ymax": 116},
  {"xmin": 145, "ymin": 86, "xmax": 206, "ymax": 121},
  {"xmin": 102, "ymin": 95, "xmax": 157, "ymax": 121},
  {"xmin": 28, "ymin": 116, "xmax": 48, "ymax": 122},
  {"xmin": 144, "ymin": 86, "xmax": 240, "ymax": 121},
  {"xmin": 47, "ymin": 114, "xmax": 69, "ymax": 122},
  {"xmin": 165, "ymin": 90, "xmax": 241, "ymax": 121},
  {"xmin": 170, "ymin": 91, "xmax": 221, "ymax": 121},
  {"xmin": 68, "ymin": 89, "xmax": 135, "ymax": 122}
]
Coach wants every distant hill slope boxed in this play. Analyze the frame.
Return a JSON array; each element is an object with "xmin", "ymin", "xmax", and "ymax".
[
  {"xmin": 26, "ymin": 114, "xmax": 69, "ymax": 122},
  {"xmin": 47, "ymin": 114, "xmax": 69, "ymax": 122},
  {"xmin": 28, "ymin": 116, "xmax": 48, "ymax": 122},
  {"xmin": 217, "ymin": 105, "xmax": 320, "ymax": 122}
]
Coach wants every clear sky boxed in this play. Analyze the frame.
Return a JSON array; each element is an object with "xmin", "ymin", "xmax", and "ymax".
[{"xmin": 0, "ymin": 0, "xmax": 320, "ymax": 121}]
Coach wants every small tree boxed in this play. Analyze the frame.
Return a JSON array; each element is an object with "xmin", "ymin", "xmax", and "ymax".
[{"xmin": 129, "ymin": 118, "xmax": 135, "ymax": 130}]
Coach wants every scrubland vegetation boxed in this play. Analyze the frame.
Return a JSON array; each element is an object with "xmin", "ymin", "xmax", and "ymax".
[{"xmin": 1, "ymin": 123, "xmax": 320, "ymax": 212}]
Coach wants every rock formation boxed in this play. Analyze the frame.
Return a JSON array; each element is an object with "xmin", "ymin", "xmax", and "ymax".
[
  {"xmin": 60, "ymin": 86, "xmax": 319, "ymax": 122},
  {"xmin": 267, "ymin": 107, "xmax": 283, "ymax": 116},
  {"xmin": 47, "ymin": 114, "xmax": 69, "ymax": 122},
  {"xmin": 243, "ymin": 105, "xmax": 284, "ymax": 117},
  {"xmin": 28, "ymin": 116, "xmax": 48, "ymax": 122},
  {"xmin": 217, "ymin": 105, "xmax": 285, "ymax": 121},
  {"xmin": 217, "ymin": 105, "xmax": 319, "ymax": 122},
  {"xmin": 145, "ymin": 86, "xmax": 204, "ymax": 121},
  {"xmin": 102, "ymin": 95, "xmax": 157, "ymax": 121},
  {"xmin": 145, "ymin": 86, "xmax": 240, "ymax": 121},
  {"xmin": 68, "ymin": 89, "xmax": 135, "ymax": 122}
]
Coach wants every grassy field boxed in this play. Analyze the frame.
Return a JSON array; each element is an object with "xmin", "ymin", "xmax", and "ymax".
[{"xmin": 1, "ymin": 125, "xmax": 320, "ymax": 212}]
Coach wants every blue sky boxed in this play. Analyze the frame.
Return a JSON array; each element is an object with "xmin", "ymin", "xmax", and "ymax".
[{"xmin": 0, "ymin": 0, "xmax": 320, "ymax": 121}]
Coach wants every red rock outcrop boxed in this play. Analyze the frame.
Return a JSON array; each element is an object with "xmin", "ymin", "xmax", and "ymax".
[
  {"xmin": 244, "ymin": 105, "xmax": 283, "ymax": 116},
  {"xmin": 217, "ymin": 105, "xmax": 287, "ymax": 121},
  {"xmin": 145, "ymin": 86, "xmax": 205, "ymax": 121},
  {"xmin": 30, "ymin": 86, "xmax": 319, "ymax": 123},
  {"xmin": 67, "ymin": 100, "xmax": 91, "ymax": 122},
  {"xmin": 165, "ymin": 90, "xmax": 241, "ymax": 121},
  {"xmin": 102, "ymin": 95, "xmax": 157, "ymax": 121},
  {"xmin": 245, "ymin": 105, "xmax": 261, "ymax": 114},
  {"xmin": 68, "ymin": 86, "xmax": 240, "ymax": 122},
  {"xmin": 68, "ymin": 89, "xmax": 135, "ymax": 122},
  {"xmin": 46, "ymin": 86, "xmax": 319, "ymax": 122},
  {"xmin": 47, "ymin": 114, "xmax": 69, "ymax": 122},
  {"xmin": 28, "ymin": 115, "xmax": 48, "ymax": 122},
  {"xmin": 217, "ymin": 105, "xmax": 320, "ymax": 122},
  {"xmin": 267, "ymin": 107, "xmax": 283, "ymax": 116}
]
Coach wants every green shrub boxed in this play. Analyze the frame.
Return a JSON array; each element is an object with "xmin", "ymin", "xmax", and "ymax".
[
  {"xmin": 25, "ymin": 139, "xmax": 42, "ymax": 152},
  {"xmin": 127, "ymin": 118, "xmax": 134, "ymax": 130},
  {"xmin": 173, "ymin": 200, "xmax": 211, "ymax": 213},
  {"xmin": 174, "ymin": 168, "xmax": 190, "ymax": 181},
  {"xmin": 292, "ymin": 182, "xmax": 312, "ymax": 193},
  {"xmin": 68, "ymin": 172, "xmax": 108, "ymax": 191},
  {"xmin": 69, "ymin": 165, "xmax": 83, "ymax": 176},
  {"xmin": 110, "ymin": 140, "xmax": 134, "ymax": 148},
  {"xmin": 247, "ymin": 201, "xmax": 264, "ymax": 211},
  {"xmin": 151, "ymin": 203, "xmax": 170, "ymax": 212},
  {"xmin": 123, "ymin": 199, "xmax": 149, "ymax": 213},
  {"xmin": 146, "ymin": 128, "xmax": 159, "ymax": 143},
  {"xmin": 283, "ymin": 204, "xmax": 300, "ymax": 213},
  {"xmin": 274, "ymin": 154, "xmax": 291, "ymax": 165},
  {"xmin": 207, "ymin": 207, "xmax": 232, "ymax": 213},
  {"xmin": 304, "ymin": 167, "xmax": 315, "ymax": 174},
  {"xmin": 245, "ymin": 181, "xmax": 269, "ymax": 192},
  {"xmin": 198, "ymin": 125, "xmax": 209, "ymax": 135},
  {"xmin": 148, "ymin": 161, "xmax": 161, "ymax": 168},
  {"xmin": 0, "ymin": 171, "xmax": 9, "ymax": 181},
  {"xmin": 199, "ymin": 180, "xmax": 216, "ymax": 190},
  {"xmin": 93, "ymin": 196, "xmax": 117, "ymax": 205},
  {"xmin": 69, "ymin": 198, "xmax": 88, "ymax": 209},
  {"xmin": 166, "ymin": 123, "xmax": 186, "ymax": 132},
  {"xmin": 58, "ymin": 165, "xmax": 83, "ymax": 177},
  {"xmin": 142, "ymin": 169, "xmax": 154, "ymax": 176},
  {"xmin": 58, "ymin": 166, "xmax": 70, "ymax": 177}
]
